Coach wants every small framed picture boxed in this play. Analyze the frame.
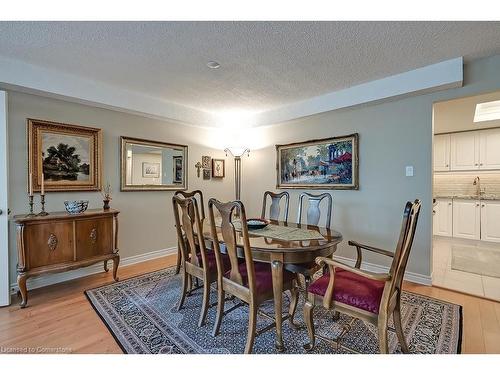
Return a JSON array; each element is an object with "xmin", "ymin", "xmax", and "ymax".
[
  {"xmin": 172, "ymin": 156, "xmax": 183, "ymax": 184},
  {"xmin": 202, "ymin": 155, "xmax": 211, "ymax": 169},
  {"xmin": 203, "ymin": 169, "xmax": 211, "ymax": 180},
  {"xmin": 142, "ymin": 162, "xmax": 160, "ymax": 178},
  {"xmin": 212, "ymin": 159, "xmax": 225, "ymax": 178}
]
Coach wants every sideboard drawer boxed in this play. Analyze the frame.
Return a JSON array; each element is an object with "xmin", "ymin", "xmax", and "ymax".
[
  {"xmin": 75, "ymin": 217, "xmax": 113, "ymax": 260},
  {"xmin": 26, "ymin": 222, "xmax": 74, "ymax": 269}
]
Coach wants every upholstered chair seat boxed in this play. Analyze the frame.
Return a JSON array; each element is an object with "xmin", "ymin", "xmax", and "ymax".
[
  {"xmin": 225, "ymin": 262, "xmax": 295, "ymax": 295},
  {"xmin": 308, "ymin": 269, "xmax": 385, "ymax": 314},
  {"xmin": 196, "ymin": 250, "xmax": 231, "ymax": 272}
]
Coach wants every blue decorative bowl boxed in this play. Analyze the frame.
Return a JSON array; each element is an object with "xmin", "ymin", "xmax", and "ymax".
[
  {"xmin": 64, "ymin": 200, "xmax": 89, "ymax": 214},
  {"xmin": 246, "ymin": 218, "xmax": 270, "ymax": 230}
]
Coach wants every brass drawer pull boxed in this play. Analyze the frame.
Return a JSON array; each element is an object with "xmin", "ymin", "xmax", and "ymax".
[{"xmin": 47, "ymin": 233, "xmax": 58, "ymax": 251}]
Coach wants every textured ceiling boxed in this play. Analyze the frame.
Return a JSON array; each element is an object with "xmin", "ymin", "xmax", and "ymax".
[{"xmin": 1, "ymin": 21, "xmax": 500, "ymax": 114}]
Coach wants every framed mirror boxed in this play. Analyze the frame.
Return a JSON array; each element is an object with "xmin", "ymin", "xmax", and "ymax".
[{"xmin": 120, "ymin": 136, "xmax": 188, "ymax": 191}]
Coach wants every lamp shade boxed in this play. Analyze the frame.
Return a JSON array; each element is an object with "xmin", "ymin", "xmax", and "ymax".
[{"xmin": 224, "ymin": 147, "xmax": 250, "ymax": 157}]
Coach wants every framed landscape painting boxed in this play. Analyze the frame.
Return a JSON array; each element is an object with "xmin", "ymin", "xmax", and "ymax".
[
  {"xmin": 28, "ymin": 119, "xmax": 102, "ymax": 192},
  {"xmin": 276, "ymin": 133, "xmax": 359, "ymax": 190}
]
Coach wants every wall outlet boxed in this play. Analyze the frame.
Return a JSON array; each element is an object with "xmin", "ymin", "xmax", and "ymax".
[{"xmin": 405, "ymin": 166, "xmax": 414, "ymax": 177}]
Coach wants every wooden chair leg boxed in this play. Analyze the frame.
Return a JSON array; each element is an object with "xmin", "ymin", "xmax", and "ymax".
[
  {"xmin": 393, "ymin": 298, "xmax": 409, "ymax": 353},
  {"xmin": 174, "ymin": 243, "xmax": 182, "ymax": 274},
  {"xmin": 198, "ymin": 276, "xmax": 210, "ymax": 327},
  {"xmin": 303, "ymin": 294, "xmax": 316, "ymax": 351},
  {"xmin": 187, "ymin": 274, "xmax": 193, "ymax": 295},
  {"xmin": 212, "ymin": 284, "xmax": 225, "ymax": 337},
  {"xmin": 177, "ymin": 270, "xmax": 188, "ymax": 311},
  {"xmin": 378, "ymin": 315, "xmax": 389, "ymax": 354},
  {"xmin": 288, "ymin": 279, "xmax": 299, "ymax": 329},
  {"xmin": 244, "ymin": 302, "xmax": 258, "ymax": 354},
  {"xmin": 104, "ymin": 260, "xmax": 109, "ymax": 272}
]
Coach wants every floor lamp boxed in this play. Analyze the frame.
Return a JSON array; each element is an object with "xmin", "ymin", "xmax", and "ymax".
[{"xmin": 224, "ymin": 147, "xmax": 250, "ymax": 201}]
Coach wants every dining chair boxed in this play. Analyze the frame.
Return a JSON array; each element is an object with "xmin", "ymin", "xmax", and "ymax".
[
  {"xmin": 297, "ymin": 192, "xmax": 333, "ymax": 228},
  {"xmin": 208, "ymin": 198, "xmax": 299, "ymax": 354},
  {"xmin": 261, "ymin": 191, "xmax": 290, "ymax": 222},
  {"xmin": 174, "ymin": 190, "xmax": 206, "ymax": 275},
  {"xmin": 286, "ymin": 192, "xmax": 333, "ymax": 289},
  {"xmin": 303, "ymin": 199, "xmax": 422, "ymax": 354},
  {"xmin": 172, "ymin": 195, "xmax": 229, "ymax": 327}
]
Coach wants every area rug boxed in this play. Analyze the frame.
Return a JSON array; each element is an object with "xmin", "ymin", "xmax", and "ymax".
[
  {"xmin": 85, "ymin": 267, "xmax": 462, "ymax": 354},
  {"xmin": 451, "ymin": 245, "xmax": 500, "ymax": 278}
]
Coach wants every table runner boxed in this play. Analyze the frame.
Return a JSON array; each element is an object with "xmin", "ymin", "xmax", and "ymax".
[{"xmin": 214, "ymin": 219, "xmax": 325, "ymax": 241}]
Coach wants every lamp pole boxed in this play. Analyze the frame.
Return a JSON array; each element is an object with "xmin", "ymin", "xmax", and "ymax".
[{"xmin": 224, "ymin": 147, "xmax": 250, "ymax": 201}]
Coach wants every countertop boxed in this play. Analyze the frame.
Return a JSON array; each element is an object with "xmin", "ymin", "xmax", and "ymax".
[{"xmin": 433, "ymin": 194, "xmax": 500, "ymax": 201}]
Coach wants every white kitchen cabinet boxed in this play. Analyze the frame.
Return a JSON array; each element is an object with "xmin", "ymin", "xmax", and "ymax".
[
  {"xmin": 450, "ymin": 132, "xmax": 480, "ymax": 171},
  {"xmin": 433, "ymin": 134, "xmax": 450, "ymax": 171},
  {"xmin": 479, "ymin": 128, "xmax": 500, "ymax": 170},
  {"xmin": 453, "ymin": 199, "xmax": 481, "ymax": 240},
  {"xmin": 480, "ymin": 201, "xmax": 500, "ymax": 243},
  {"xmin": 433, "ymin": 198, "xmax": 453, "ymax": 236}
]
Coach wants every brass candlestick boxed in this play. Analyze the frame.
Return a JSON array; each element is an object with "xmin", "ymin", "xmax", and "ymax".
[
  {"xmin": 37, "ymin": 194, "xmax": 49, "ymax": 216},
  {"xmin": 25, "ymin": 195, "xmax": 36, "ymax": 217}
]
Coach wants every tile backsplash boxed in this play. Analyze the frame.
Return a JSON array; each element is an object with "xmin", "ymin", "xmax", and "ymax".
[{"xmin": 434, "ymin": 172, "xmax": 500, "ymax": 197}]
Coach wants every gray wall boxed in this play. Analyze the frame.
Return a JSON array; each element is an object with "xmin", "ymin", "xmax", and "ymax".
[
  {"xmin": 7, "ymin": 53, "xmax": 500, "ymax": 285},
  {"xmin": 7, "ymin": 92, "xmax": 233, "ymax": 284},
  {"xmin": 240, "ymin": 54, "xmax": 500, "ymax": 278}
]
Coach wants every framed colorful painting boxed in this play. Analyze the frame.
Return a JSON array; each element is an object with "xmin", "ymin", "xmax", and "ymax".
[
  {"xmin": 276, "ymin": 133, "xmax": 359, "ymax": 190},
  {"xmin": 28, "ymin": 118, "xmax": 102, "ymax": 192}
]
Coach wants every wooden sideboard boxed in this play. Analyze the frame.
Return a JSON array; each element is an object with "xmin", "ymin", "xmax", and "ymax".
[{"xmin": 14, "ymin": 208, "xmax": 120, "ymax": 307}]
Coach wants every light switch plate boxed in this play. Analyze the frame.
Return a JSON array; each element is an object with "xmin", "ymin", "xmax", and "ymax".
[{"xmin": 405, "ymin": 166, "xmax": 414, "ymax": 177}]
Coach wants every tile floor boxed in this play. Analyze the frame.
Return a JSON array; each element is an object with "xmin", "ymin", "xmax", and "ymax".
[{"xmin": 433, "ymin": 236, "xmax": 500, "ymax": 301}]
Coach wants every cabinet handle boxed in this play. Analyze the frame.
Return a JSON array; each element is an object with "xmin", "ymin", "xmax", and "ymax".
[
  {"xmin": 482, "ymin": 204, "xmax": 485, "ymax": 207},
  {"xmin": 480, "ymin": 163, "xmax": 483, "ymax": 166},
  {"xmin": 448, "ymin": 202, "xmax": 452, "ymax": 205},
  {"xmin": 47, "ymin": 233, "xmax": 58, "ymax": 251},
  {"xmin": 476, "ymin": 203, "xmax": 480, "ymax": 207},
  {"xmin": 475, "ymin": 163, "xmax": 478, "ymax": 166},
  {"xmin": 90, "ymin": 228, "xmax": 98, "ymax": 244}
]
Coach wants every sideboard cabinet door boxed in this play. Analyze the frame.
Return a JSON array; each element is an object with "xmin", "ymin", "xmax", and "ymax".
[
  {"xmin": 76, "ymin": 217, "xmax": 114, "ymax": 260},
  {"xmin": 26, "ymin": 222, "xmax": 74, "ymax": 268}
]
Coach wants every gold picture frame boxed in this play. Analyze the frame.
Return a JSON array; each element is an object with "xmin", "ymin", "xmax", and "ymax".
[
  {"xmin": 27, "ymin": 118, "xmax": 102, "ymax": 192},
  {"xmin": 276, "ymin": 133, "xmax": 359, "ymax": 190}
]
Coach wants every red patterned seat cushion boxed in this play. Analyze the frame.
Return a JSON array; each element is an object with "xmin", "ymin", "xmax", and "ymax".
[
  {"xmin": 308, "ymin": 269, "xmax": 385, "ymax": 314},
  {"xmin": 224, "ymin": 262, "xmax": 294, "ymax": 295}
]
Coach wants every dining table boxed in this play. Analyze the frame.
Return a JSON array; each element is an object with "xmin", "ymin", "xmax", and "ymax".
[{"xmin": 202, "ymin": 219, "xmax": 343, "ymax": 352}]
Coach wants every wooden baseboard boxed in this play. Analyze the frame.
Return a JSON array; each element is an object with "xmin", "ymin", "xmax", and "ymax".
[{"xmin": 9, "ymin": 247, "xmax": 177, "ymax": 294}]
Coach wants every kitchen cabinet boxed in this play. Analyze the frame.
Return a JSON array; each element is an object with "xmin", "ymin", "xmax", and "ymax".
[
  {"xmin": 433, "ymin": 198, "xmax": 453, "ymax": 237},
  {"xmin": 450, "ymin": 132, "xmax": 480, "ymax": 171},
  {"xmin": 435, "ymin": 128, "xmax": 500, "ymax": 172},
  {"xmin": 433, "ymin": 134, "xmax": 450, "ymax": 171},
  {"xmin": 479, "ymin": 128, "xmax": 500, "ymax": 170},
  {"xmin": 452, "ymin": 199, "xmax": 481, "ymax": 240},
  {"xmin": 480, "ymin": 200, "xmax": 500, "ymax": 243}
]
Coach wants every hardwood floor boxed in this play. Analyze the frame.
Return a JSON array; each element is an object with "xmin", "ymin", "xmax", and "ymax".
[{"xmin": 1, "ymin": 254, "xmax": 499, "ymax": 354}]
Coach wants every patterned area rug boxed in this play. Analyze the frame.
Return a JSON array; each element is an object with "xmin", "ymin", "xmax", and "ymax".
[{"xmin": 85, "ymin": 267, "xmax": 462, "ymax": 354}]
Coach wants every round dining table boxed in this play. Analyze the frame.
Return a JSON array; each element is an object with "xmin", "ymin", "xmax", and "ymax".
[{"xmin": 202, "ymin": 219, "xmax": 343, "ymax": 351}]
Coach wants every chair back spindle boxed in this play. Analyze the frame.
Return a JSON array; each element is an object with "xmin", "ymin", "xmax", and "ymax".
[
  {"xmin": 389, "ymin": 199, "xmax": 422, "ymax": 296},
  {"xmin": 208, "ymin": 199, "xmax": 256, "ymax": 292},
  {"xmin": 261, "ymin": 191, "xmax": 290, "ymax": 222},
  {"xmin": 297, "ymin": 192, "xmax": 333, "ymax": 228},
  {"xmin": 172, "ymin": 196, "xmax": 208, "ymax": 269}
]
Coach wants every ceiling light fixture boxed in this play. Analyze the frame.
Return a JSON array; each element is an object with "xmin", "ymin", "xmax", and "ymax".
[
  {"xmin": 474, "ymin": 100, "xmax": 500, "ymax": 123},
  {"xmin": 207, "ymin": 61, "xmax": 221, "ymax": 69}
]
